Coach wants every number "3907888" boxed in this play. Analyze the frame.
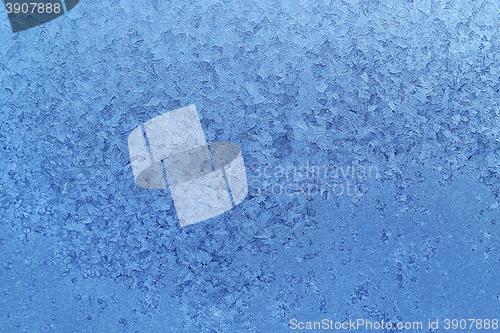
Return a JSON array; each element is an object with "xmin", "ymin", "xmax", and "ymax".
[{"xmin": 5, "ymin": 3, "xmax": 61, "ymax": 14}]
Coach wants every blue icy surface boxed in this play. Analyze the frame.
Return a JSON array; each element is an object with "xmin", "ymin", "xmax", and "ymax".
[{"xmin": 1, "ymin": 0, "xmax": 500, "ymax": 332}]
